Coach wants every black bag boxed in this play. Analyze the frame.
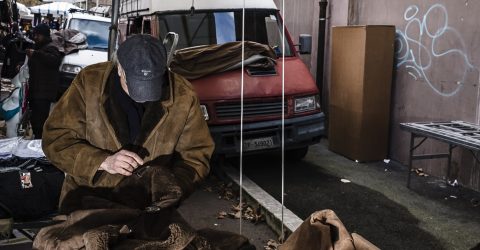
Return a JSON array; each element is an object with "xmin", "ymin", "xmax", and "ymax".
[{"xmin": 0, "ymin": 157, "xmax": 64, "ymax": 221}]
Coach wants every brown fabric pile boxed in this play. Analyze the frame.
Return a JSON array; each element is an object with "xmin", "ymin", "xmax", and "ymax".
[
  {"xmin": 32, "ymin": 166, "xmax": 253, "ymax": 250},
  {"xmin": 280, "ymin": 209, "xmax": 379, "ymax": 250},
  {"xmin": 170, "ymin": 41, "xmax": 277, "ymax": 80},
  {"xmin": 33, "ymin": 208, "xmax": 216, "ymax": 250}
]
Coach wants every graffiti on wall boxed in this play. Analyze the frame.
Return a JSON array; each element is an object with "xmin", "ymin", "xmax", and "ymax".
[{"xmin": 395, "ymin": 4, "xmax": 475, "ymax": 97}]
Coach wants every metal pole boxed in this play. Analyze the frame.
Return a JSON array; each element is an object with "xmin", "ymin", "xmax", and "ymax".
[
  {"xmin": 108, "ymin": 0, "xmax": 120, "ymax": 60},
  {"xmin": 317, "ymin": 0, "xmax": 328, "ymax": 120},
  {"xmin": 96, "ymin": 0, "xmax": 99, "ymax": 7}
]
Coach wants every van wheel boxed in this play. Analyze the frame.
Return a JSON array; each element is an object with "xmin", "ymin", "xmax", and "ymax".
[{"xmin": 286, "ymin": 147, "xmax": 309, "ymax": 161}]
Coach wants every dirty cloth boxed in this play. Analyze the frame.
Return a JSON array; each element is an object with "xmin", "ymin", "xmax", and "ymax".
[
  {"xmin": 170, "ymin": 41, "xmax": 277, "ymax": 80},
  {"xmin": 281, "ymin": 209, "xmax": 379, "ymax": 250},
  {"xmin": 32, "ymin": 166, "xmax": 253, "ymax": 250},
  {"xmin": 50, "ymin": 29, "xmax": 88, "ymax": 55}
]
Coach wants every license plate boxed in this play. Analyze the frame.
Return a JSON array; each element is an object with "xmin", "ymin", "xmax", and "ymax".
[{"xmin": 243, "ymin": 137, "xmax": 276, "ymax": 151}]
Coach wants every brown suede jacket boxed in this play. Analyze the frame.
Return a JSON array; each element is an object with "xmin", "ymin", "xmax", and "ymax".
[{"xmin": 42, "ymin": 61, "xmax": 214, "ymax": 206}]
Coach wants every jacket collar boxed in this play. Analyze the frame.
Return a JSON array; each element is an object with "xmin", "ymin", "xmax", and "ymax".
[{"xmin": 99, "ymin": 61, "xmax": 175, "ymax": 151}]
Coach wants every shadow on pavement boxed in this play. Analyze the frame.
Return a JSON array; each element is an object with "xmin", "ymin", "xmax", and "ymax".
[{"xmin": 235, "ymin": 155, "xmax": 447, "ymax": 250}]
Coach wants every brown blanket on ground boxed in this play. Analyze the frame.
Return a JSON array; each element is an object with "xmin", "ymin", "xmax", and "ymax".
[
  {"xmin": 33, "ymin": 207, "xmax": 251, "ymax": 250},
  {"xmin": 33, "ymin": 166, "xmax": 253, "ymax": 250}
]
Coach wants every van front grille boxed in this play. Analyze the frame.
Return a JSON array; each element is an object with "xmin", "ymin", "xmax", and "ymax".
[{"xmin": 215, "ymin": 100, "xmax": 287, "ymax": 119}]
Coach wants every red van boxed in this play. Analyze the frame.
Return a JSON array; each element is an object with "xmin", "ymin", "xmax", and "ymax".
[{"xmin": 119, "ymin": 0, "xmax": 325, "ymax": 159}]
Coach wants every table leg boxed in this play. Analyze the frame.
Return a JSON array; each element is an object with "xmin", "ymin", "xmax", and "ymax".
[
  {"xmin": 446, "ymin": 144, "xmax": 454, "ymax": 184},
  {"xmin": 407, "ymin": 133, "xmax": 414, "ymax": 188}
]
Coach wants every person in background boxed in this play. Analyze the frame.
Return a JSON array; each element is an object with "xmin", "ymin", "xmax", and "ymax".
[{"xmin": 26, "ymin": 24, "xmax": 63, "ymax": 138}]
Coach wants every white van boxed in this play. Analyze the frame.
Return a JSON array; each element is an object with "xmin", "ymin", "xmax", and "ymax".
[{"xmin": 58, "ymin": 12, "xmax": 110, "ymax": 97}]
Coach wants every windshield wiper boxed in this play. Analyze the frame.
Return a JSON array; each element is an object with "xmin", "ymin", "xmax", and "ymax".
[{"xmin": 90, "ymin": 46, "xmax": 108, "ymax": 50}]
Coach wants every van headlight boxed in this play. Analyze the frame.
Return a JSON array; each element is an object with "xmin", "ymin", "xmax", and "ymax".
[
  {"xmin": 61, "ymin": 64, "xmax": 82, "ymax": 74},
  {"xmin": 200, "ymin": 105, "xmax": 209, "ymax": 121},
  {"xmin": 294, "ymin": 95, "xmax": 320, "ymax": 113}
]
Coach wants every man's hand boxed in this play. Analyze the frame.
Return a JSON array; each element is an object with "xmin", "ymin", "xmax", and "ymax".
[
  {"xmin": 99, "ymin": 150, "xmax": 144, "ymax": 176},
  {"xmin": 26, "ymin": 49, "xmax": 34, "ymax": 58}
]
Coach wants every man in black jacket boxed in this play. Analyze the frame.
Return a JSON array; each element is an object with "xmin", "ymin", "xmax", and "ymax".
[{"xmin": 26, "ymin": 24, "xmax": 63, "ymax": 138}]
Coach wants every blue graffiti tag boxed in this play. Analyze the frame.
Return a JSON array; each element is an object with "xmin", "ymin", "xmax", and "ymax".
[{"xmin": 395, "ymin": 4, "xmax": 475, "ymax": 97}]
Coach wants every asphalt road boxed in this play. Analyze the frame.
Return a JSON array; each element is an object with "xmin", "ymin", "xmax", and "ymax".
[{"xmin": 226, "ymin": 140, "xmax": 480, "ymax": 250}]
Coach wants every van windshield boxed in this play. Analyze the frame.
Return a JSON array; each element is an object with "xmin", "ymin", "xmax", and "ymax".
[
  {"xmin": 157, "ymin": 10, "xmax": 292, "ymax": 56},
  {"xmin": 69, "ymin": 19, "xmax": 109, "ymax": 50}
]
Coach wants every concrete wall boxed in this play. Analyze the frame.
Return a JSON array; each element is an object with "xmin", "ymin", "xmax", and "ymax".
[
  {"xmin": 347, "ymin": 0, "xmax": 480, "ymax": 191},
  {"xmin": 277, "ymin": 0, "xmax": 480, "ymax": 191}
]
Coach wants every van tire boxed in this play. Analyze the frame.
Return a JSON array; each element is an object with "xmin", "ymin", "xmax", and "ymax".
[{"xmin": 286, "ymin": 147, "xmax": 309, "ymax": 161}]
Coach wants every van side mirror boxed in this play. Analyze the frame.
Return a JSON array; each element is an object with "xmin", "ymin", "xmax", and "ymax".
[{"xmin": 299, "ymin": 34, "xmax": 312, "ymax": 54}]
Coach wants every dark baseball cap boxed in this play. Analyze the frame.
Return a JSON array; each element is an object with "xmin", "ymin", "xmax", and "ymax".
[{"xmin": 117, "ymin": 34, "xmax": 167, "ymax": 102}]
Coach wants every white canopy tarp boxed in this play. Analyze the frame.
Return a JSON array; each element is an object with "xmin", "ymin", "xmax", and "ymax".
[
  {"xmin": 46, "ymin": 0, "xmax": 77, "ymax": 3},
  {"xmin": 16, "ymin": 2, "xmax": 31, "ymax": 17},
  {"xmin": 29, "ymin": 2, "xmax": 82, "ymax": 17}
]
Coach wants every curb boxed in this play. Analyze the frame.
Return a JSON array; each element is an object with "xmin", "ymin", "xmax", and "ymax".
[{"xmin": 223, "ymin": 165, "xmax": 303, "ymax": 237}]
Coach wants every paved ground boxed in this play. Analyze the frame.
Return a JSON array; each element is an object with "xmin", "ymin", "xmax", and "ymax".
[
  {"xmin": 229, "ymin": 140, "xmax": 480, "ymax": 250},
  {"xmin": 178, "ymin": 180, "xmax": 277, "ymax": 249}
]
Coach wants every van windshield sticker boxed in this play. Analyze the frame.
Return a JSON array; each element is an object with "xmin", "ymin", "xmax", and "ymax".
[{"xmin": 214, "ymin": 12, "xmax": 236, "ymax": 44}]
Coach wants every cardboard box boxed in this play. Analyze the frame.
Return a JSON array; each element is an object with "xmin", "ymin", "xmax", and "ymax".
[{"xmin": 329, "ymin": 25, "xmax": 395, "ymax": 161}]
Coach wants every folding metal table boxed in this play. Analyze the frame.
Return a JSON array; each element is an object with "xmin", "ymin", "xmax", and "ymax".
[{"xmin": 400, "ymin": 121, "xmax": 480, "ymax": 188}]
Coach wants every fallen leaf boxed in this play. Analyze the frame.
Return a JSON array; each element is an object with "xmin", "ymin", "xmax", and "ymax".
[
  {"xmin": 228, "ymin": 211, "xmax": 241, "ymax": 219},
  {"xmin": 264, "ymin": 239, "xmax": 281, "ymax": 250},
  {"xmin": 232, "ymin": 204, "xmax": 242, "ymax": 212},
  {"xmin": 217, "ymin": 211, "xmax": 228, "ymax": 219}
]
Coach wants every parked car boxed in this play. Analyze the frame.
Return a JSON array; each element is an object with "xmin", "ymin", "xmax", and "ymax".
[{"xmin": 58, "ymin": 12, "xmax": 110, "ymax": 97}]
